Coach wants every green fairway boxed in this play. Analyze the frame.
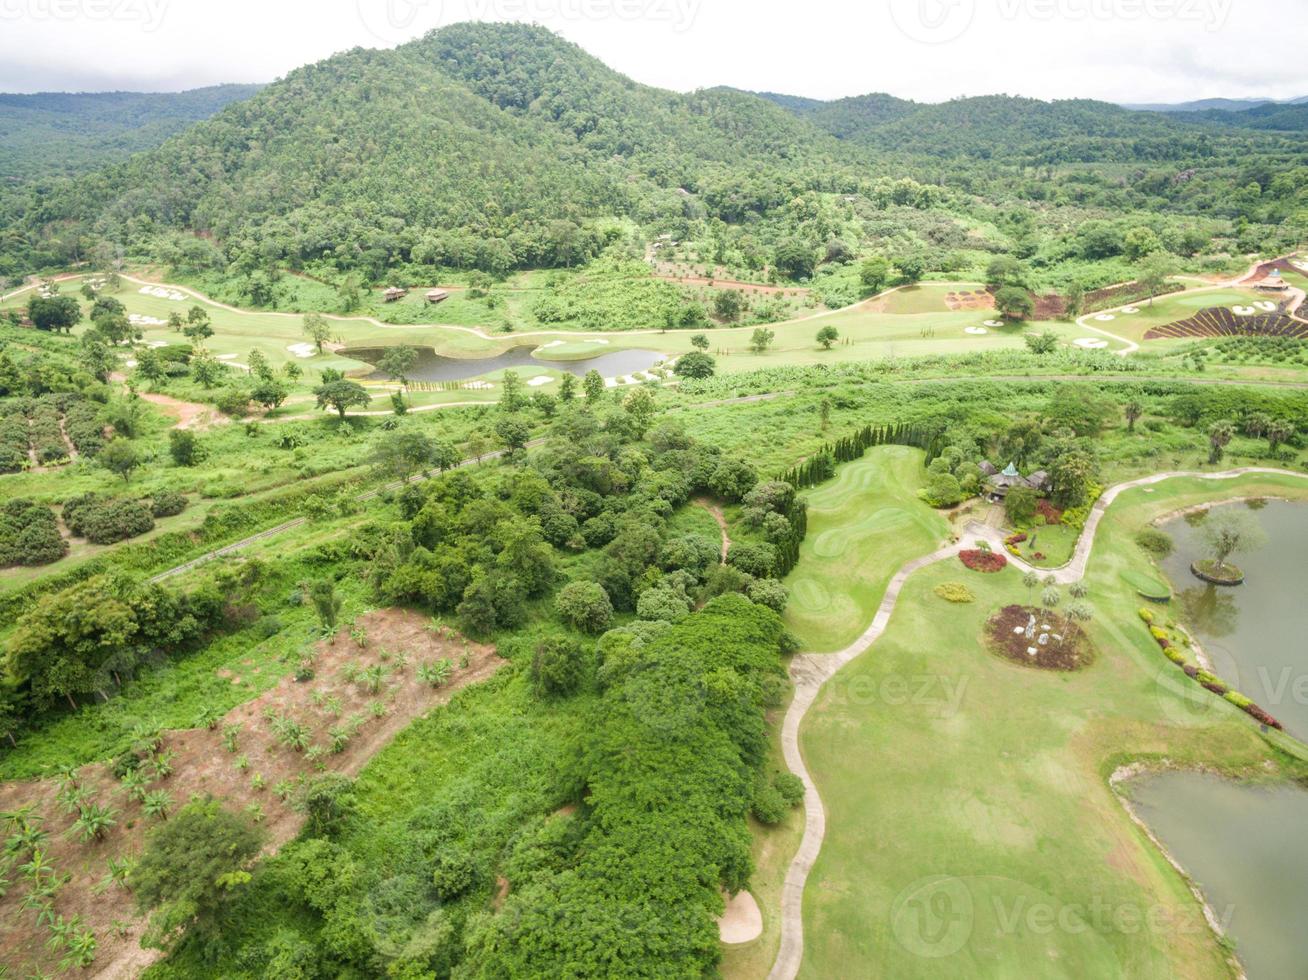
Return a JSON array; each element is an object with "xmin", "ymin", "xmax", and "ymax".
[
  {"xmin": 782, "ymin": 447, "xmax": 949, "ymax": 652},
  {"xmin": 796, "ymin": 471, "xmax": 1308, "ymax": 978},
  {"xmin": 1101, "ymin": 287, "xmax": 1266, "ymax": 343},
  {"xmin": 3, "ymin": 273, "xmax": 1137, "ymax": 390}
]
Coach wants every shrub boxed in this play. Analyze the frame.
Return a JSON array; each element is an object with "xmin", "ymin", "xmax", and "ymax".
[
  {"xmin": 1138, "ymin": 607, "xmax": 1154, "ymax": 624},
  {"xmin": 0, "ymin": 499, "xmax": 68, "ymax": 567},
  {"xmin": 726, "ymin": 542, "xmax": 777, "ymax": 579},
  {"xmin": 150, "ymin": 490, "xmax": 187, "ymax": 518},
  {"xmin": 80, "ymin": 498, "xmax": 155, "ymax": 544},
  {"xmin": 555, "ymin": 581, "xmax": 613, "ymax": 634},
  {"xmin": 1135, "ymin": 527, "xmax": 1174, "ymax": 558},
  {"xmin": 959, "ymin": 550, "xmax": 1006, "ymax": 573},
  {"xmin": 750, "ymin": 780, "xmax": 788, "ymax": 825},
  {"xmin": 745, "ymin": 577, "xmax": 788, "ymax": 612},
  {"xmin": 530, "ymin": 636, "xmax": 587, "ymax": 698},
  {"xmin": 774, "ymin": 772, "xmax": 805, "ymax": 807},
  {"xmin": 933, "ymin": 582, "xmax": 975, "ymax": 603}
]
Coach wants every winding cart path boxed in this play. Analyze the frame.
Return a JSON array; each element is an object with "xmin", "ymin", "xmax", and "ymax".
[{"xmin": 767, "ymin": 466, "xmax": 1308, "ymax": 980}]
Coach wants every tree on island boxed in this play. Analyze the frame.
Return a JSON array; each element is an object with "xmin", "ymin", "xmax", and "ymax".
[{"xmin": 1200, "ymin": 508, "xmax": 1267, "ymax": 578}]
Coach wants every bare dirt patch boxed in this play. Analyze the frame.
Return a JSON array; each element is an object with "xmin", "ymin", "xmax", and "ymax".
[
  {"xmin": 944, "ymin": 289, "xmax": 996, "ymax": 311},
  {"xmin": 136, "ymin": 391, "xmax": 228, "ymax": 431},
  {"xmin": 985, "ymin": 605, "xmax": 1091, "ymax": 671},
  {"xmin": 0, "ymin": 608, "xmax": 502, "ymax": 978}
]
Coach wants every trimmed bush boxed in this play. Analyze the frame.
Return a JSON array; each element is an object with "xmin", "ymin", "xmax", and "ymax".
[
  {"xmin": 0, "ymin": 499, "xmax": 67, "ymax": 567},
  {"xmin": 933, "ymin": 582, "xmax": 975, "ymax": 603},
  {"xmin": 959, "ymin": 549, "xmax": 1006, "ymax": 573}
]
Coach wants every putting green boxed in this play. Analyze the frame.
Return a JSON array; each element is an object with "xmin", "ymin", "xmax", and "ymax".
[
  {"xmin": 783, "ymin": 447, "xmax": 948, "ymax": 652},
  {"xmin": 1121, "ymin": 569, "xmax": 1172, "ymax": 600}
]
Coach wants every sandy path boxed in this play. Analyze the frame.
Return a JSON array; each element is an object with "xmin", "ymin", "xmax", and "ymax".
[
  {"xmin": 767, "ymin": 466, "xmax": 1308, "ymax": 980},
  {"xmin": 694, "ymin": 497, "xmax": 731, "ymax": 561}
]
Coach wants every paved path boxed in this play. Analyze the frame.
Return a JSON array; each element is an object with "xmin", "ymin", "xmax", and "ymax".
[{"xmin": 766, "ymin": 466, "xmax": 1308, "ymax": 980}]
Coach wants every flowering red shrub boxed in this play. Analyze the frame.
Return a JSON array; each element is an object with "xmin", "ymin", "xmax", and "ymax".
[
  {"xmin": 1033, "ymin": 552, "xmax": 1046, "ymax": 561},
  {"xmin": 1243, "ymin": 703, "xmax": 1283, "ymax": 730},
  {"xmin": 960, "ymin": 550, "xmax": 1007, "ymax": 572},
  {"xmin": 1005, "ymin": 532, "xmax": 1027, "ymax": 546},
  {"xmin": 1036, "ymin": 500, "xmax": 1064, "ymax": 525}
]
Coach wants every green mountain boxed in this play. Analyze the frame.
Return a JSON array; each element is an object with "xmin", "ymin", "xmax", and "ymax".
[
  {"xmin": 0, "ymin": 84, "xmax": 262, "ymax": 181},
  {"xmin": 2, "ymin": 22, "xmax": 1306, "ymax": 290},
  {"xmin": 2, "ymin": 23, "xmax": 862, "ymax": 281}
]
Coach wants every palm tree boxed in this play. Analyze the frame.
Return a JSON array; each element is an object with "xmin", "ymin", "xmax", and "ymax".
[
  {"xmin": 1066, "ymin": 601, "xmax": 1094, "ymax": 622},
  {"xmin": 142, "ymin": 790, "xmax": 173, "ymax": 821},
  {"xmin": 1267, "ymin": 418, "xmax": 1294, "ymax": 453},
  {"xmin": 1208, "ymin": 420, "xmax": 1235, "ymax": 464},
  {"xmin": 119, "ymin": 769, "xmax": 149, "ymax": 803},
  {"xmin": 1124, "ymin": 400, "xmax": 1143, "ymax": 432},
  {"xmin": 71, "ymin": 804, "xmax": 116, "ymax": 843},
  {"xmin": 417, "ymin": 659, "xmax": 453, "ymax": 688}
]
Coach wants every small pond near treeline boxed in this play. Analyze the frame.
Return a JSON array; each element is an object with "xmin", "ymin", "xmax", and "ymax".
[
  {"xmin": 1125, "ymin": 771, "xmax": 1308, "ymax": 979},
  {"xmin": 343, "ymin": 345, "xmax": 665, "ymax": 383},
  {"xmin": 1158, "ymin": 499, "xmax": 1308, "ymax": 739}
]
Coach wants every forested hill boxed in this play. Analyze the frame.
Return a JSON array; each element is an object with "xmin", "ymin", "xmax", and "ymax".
[
  {"xmin": 758, "ymin": 91, "xmax": 1242, "ymax": 162},
  {"xmin": 1, "ymin": 22, "xmax": 865, "ymax": 280},
  {"xmin": 0, "ymin": 84, "xmax": 262, "ymax": 180},
  {"xmin": 3, "ymin": 21, "xmax": 1307, "ymax": 288}
]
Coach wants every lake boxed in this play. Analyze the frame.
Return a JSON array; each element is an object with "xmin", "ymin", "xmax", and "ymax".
[
  {"xmin": 1159, "ymin": 499, "xmax": 1308, "ymax": 738},
  {"xmin": 1126, "ymin": 770, "xmax": 1308, "ymax": 979},
  {"xmin": 343, "ymin": 345, "xmax": 665, "ymax": 383}
]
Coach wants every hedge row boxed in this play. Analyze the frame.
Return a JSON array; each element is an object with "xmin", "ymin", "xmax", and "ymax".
[{"xmin": 0, "ymin": 499, "xmax": 67, "ymax": 567}]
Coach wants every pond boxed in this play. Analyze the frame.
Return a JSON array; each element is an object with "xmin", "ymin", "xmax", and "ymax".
[
  {"xmin": 1126, "ymin": 770, "xmax": 1308, "ymax": 979},
  {"xmin": 343, "ymin": 345, "xmax": 665, "ymax": 383},
  {"xmin": 1159, "ymin": 500, "xmax": 1308, "ymax": 738}
]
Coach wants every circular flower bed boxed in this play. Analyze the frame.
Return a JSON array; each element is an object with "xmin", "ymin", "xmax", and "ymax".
[
  {"xmin": 960, "ymin": 549, "xmax": 1007, "ymax": 573},
  {"xmin": 1190, "ymin": 559, "xmax": 1244, "ymax": 586},
  {"xmin": 986, "ymin": 605, "xmax": 1091, "ymax": 671}
]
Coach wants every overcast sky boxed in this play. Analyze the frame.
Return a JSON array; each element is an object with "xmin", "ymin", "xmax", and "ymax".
[{"xmin": 1, "ymin": 0, "xmax": 1304, "ymax": 104}]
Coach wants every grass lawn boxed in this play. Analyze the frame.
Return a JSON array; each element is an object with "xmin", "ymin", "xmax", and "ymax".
[
  {"xmin": 5, "ymin": 273, "xmax": 1139, "ymax": 390},
  {"xmin": 795, "ymin": 471, "xmax": 1308, "ymax": 978},
  {"xmin": 1017, "ymin": 522, "xmax": 1079, "ymax": 568},
  {"xmin": 880, "ymin": 283, "xmax": 986, "ymax": 315},
  {"xmin": 782, "ymin": 447, "xmax": 950, "ymax": 652}
]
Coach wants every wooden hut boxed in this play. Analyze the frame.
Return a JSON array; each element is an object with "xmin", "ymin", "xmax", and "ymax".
[
  {"xmin": 383, "ymin": 286, "xmax": 408, "ymax": 303},
  {"xmin": 1254, "ymin": 270, "xmax": 1288, "ymax": 292},
  {"xmin": 425, "ymin": 289, "xmax": 450, "ymax": 305}
]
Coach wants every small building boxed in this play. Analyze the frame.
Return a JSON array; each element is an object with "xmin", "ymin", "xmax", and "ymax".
[
  {"xmin": 425, "ymin": 289, "xmax": 450, "ymax": 305},
  {"xmin": 980, "ymin": 460, "xmax": 1049, "ymax": 501},
  {"xmin": 1254, "ymin": 269, "xmax": 1288, "ymax": 292},
  {"xmin": 383, "ymin": 286, "xmax": 408, "ymax": 303}
]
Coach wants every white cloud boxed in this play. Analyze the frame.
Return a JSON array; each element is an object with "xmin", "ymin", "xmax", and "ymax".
[{"xmin": 0, "ymin": 0, "xmax": 1303, "ymax": 104}]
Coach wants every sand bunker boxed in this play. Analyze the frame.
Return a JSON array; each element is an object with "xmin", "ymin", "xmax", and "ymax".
[
  {"xmin": 127, "ymin": 313, "xmax": 166, "ymax": 326},
  {"xmin": 1094, "ymin": 313, "xmax": 1116, "ymax": 322},
  {"xmin": 1120, "ymin": 306, "xmax": 1140, "ymax": 314},
  {"xmin": 983, "ymin": 319, "xmax": 1003, "ymax": 327},
  {"xmin": 527, "ymin": 375, "xmax": 554, "ymax": 386},
  {"xmin": 1232, "ymin": 306, "xmax": 1255, "ymax": 316},
  {"xmin": 286, "ymin": 342, "xmax": 318, "ymax": 358},
  {"xmin": 964, "ymin": 326, "xmax": 988, "ymax": 335},
  {"xmin": 1074, "ymin": 338, "xmax": 1109, "ymax": 349},
  {"xmin": 717, "ymin": 889, "xmax": 763, "ymax": 944},
  {"xmin": 536, "ymin": 340, "xmax": 565, "ymax": 350},
  {"xmin": 1254, "ymin": 300, "xmax": 1278, "ymax": 312},
  {"xmin": 138, "ymin": 285, "xmax": 186, "ymax": 302}
]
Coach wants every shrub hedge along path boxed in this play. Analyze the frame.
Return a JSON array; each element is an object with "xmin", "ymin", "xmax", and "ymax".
[{"xmin": 767, "ymin": 465, "xmax": 1308, "ymax": 980}]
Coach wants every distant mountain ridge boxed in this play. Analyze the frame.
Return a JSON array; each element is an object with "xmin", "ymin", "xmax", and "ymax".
[
  {"xmin": 0, "ymin": 84, "xmax": 263, "ymax": 180},
  {"xmin": 1122, "ymin": 95, "xmax": 1308, "ymax": 112}
]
